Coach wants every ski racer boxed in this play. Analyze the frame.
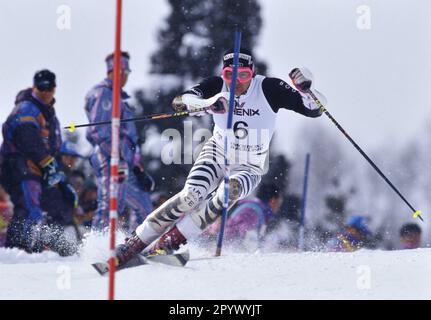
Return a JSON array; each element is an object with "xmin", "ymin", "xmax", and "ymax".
[{"xmin": 113, "ymin": 47, "xmax": 327, "ymax": 266}]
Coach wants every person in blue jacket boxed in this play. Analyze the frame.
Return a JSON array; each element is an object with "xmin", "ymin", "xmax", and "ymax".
[
  {"xmin": 84, "ymin": 52, "xmax": 154, "ymax": 233},
  {"xmin": 326, "ymin": 215, "xmax": 373, "ymax": 252},
  {"xmin": 0, "ymin": 70, "xmax": 78, "ymax": 255}
]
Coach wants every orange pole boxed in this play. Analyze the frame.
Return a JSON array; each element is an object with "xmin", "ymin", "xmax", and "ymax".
[{"xmin": 108, "ymin": 0, "xmax": 122, "ymax": 300}]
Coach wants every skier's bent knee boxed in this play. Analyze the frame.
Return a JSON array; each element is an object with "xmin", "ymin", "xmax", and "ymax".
[{"xmin": 180, "ymin": 186, "xmax": 205, "ymax": 209}]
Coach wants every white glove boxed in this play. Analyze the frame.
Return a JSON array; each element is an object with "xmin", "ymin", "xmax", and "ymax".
[
  {"xmin": 289, "ymin": 67, "xmax": 327, "ymax": 110},
  {"xmin": 172, "ymin": 92, "xmax": 230, "ymax": 116},
  {"xmin": 289, "ymin": 67, "xmax": 314, "ymax": 93}
]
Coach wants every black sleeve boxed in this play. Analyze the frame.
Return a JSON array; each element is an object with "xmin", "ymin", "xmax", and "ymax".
[
  {"xmin": 13, "ymin": 123, "xmax": 52, "ymax": 167},
  {"xmin": 183, "ymin": 76, "xmax": 224, "ymax": 99},
  {"xmin": 262, "ymin": 77, "xmax": 322, "ymax": 118}
]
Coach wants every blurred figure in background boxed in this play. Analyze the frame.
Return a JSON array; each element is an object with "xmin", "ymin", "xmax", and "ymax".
[
  {"xmin": 68, "ymin": 170, "xmax": 86, "ymax": 198},
  {"xmin": 76, "ymin": 182, "xmax": 98, "ymax": 229},
  {"xmin": 326, "ymin": 215, "xmax": 373, "ymax": 252},
  {"xmin": 203, "ymin": 183, "xmax": 282, "ymax": 250},
  {"xmin": 0, "ymin": 186, "xmax": 13, "ymax": 247},
  {"xmin": 84, "ymin": 52, "xmax": 154, "ymax": 233},
  {"xmin": 59, "ymin": 141, "xmax": 83, "ymax": 175},
  {"xmin": 399, "ymin": 223, "xmax": 421, "ymax": 249},
  {"xmin": 44, "ymin": 141, "xmax": 86, "ymax": 244},
  {"xmin": 0, "ymin": 70, "xmax": 78, "ymax": 256},
  {"xmin": 40, "ymin": 141, "xmax": 81, "ymax": 243},
  {"xmin": 150, "ymin": 191, "xmax": 170, "ymax": 210}
]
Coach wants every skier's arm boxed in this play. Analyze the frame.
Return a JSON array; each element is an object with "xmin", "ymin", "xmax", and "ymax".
[
  {"xmin": 262, "ymin": 74, "xmax": 325, "ymax": 118},
  {"xmin": 183, "ymin": 76, "xmax": 224, "ymax": 99},
  {"xmin": 172, "ymin": 77, "xmax": 227, "ymax": 115}
]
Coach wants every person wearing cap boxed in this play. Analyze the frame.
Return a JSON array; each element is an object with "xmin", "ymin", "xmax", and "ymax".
[
  {"xmin": 0, "ymin": 70, "xmax": 78, "ymax": 255},
  {"xmin": 84, "ymin": 52, "xmax": 153, "ymax": 233},
  {"xmin": 399, "ymin": 223, "xmax": 421, "ymax": 249},
  {"xmin": 326, "ymin": 215, "xmax": 373, "ymax": 252},
  {"xmin": 112, "ymin": 48, "xmax": 327, "ymax": 267},
  {"xmin": 59, "ymin": 141, "xmax": 83, "ymax": 175}
]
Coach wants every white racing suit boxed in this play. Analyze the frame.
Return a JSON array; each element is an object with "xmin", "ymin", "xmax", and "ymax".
[{"xmin": 134, "ymin": 74, "xmax": 324, "ymax": 246}]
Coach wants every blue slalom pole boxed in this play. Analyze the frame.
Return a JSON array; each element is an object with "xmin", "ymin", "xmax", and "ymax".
[
  {"xmin": 298, "ymin": 153, "xmax": 310, "ymax": 251},
  {"xmin": 215, "ymin": 29, "xmax": 241, "ymax": 256}
]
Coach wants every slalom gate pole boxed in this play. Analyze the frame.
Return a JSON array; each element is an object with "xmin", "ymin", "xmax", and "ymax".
[
  {"xmin": 298, "ymin": 153, "xmax": 310, "ymax": 251},
  {"xmin": 108, "ymin": 0, "xmax": 123, "ymax": 300},
  {"xmin": 64, "ymin": 106, "xmax": 210, "ymax": 132},
  {"xmin": 215, "ymin": 29, "xmax": 242, "ymax": 257},
  {"xmin": 307, "ymin": 90, "xmax": 423, "ymax": 222}
]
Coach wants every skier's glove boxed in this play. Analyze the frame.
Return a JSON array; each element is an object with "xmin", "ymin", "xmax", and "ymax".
[
  {"xmin": 172, "ymin": 94, "xmax": 207, "ymax": 116},
  {"xmin": 41, "ymin": 158, "xmax": 65, "ymax": 187},
  {"xmin": 289, "ymin": 67, "xmax": 314, "ymax": 93},
  {"xmin": 59, "ymin": 181, "xmax": 79, "ymax": 209},
  {"xmin": 289, "ymin": 68, "xmax": 327, "ymax": 110},
  {"xmin": 172, "ymin": 96, "xmax": 188, "ymax": 112}
]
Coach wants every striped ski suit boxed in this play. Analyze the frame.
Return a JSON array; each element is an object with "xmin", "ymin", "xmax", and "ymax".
[{"xmin": 136, "ymin": 74, "xmax": 323, "ymax": 244}]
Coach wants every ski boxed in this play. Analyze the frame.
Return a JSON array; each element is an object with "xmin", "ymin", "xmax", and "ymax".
[
  {"xmin": 92, "ymin": 250, "xmax": 190, "ymax": 276},
  {"xmin": 145, "ymin": 249, "xmax": 190, "ymax": 267}
]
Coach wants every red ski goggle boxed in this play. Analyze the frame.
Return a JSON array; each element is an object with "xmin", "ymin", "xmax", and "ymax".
[{"xmin": 222, "ymin": 67, "xmax": 253, "ymax": 83}]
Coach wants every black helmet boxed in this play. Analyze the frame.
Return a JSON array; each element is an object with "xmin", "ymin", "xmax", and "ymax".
[
  {"xmin": 33, "ymin": 69, "xmax": 56, "ymax": 91},
  {"xmin": 222, "ymin": 47, "xmax": 254, "ymax": 70}
]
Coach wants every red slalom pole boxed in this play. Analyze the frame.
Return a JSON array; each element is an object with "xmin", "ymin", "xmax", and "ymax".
[{"xmin": 108, "ymin": 0, "xmax": 123, "ymax": 300}]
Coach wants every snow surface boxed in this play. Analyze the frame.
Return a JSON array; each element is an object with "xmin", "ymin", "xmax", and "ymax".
[{"xmin": 1, "ymin": 232, "xmax": 430, "ymax": 300}]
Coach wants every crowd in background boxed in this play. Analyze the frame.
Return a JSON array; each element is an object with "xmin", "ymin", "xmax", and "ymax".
[{"xmin": 0, "ymin": 137, "xmax": 423, "ymax": 255}]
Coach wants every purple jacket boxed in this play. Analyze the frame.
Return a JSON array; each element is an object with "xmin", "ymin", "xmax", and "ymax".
[
  {"xmin": 205, "ymin": 198, "xmax": 274, "ymax": 241},
  {"xmin": 84, "ymin": 78, "xmax": 139, "ymax": 166},
  {"xmin": 1, "ymin": 88, "xmax": 61, "ymax": 177}
]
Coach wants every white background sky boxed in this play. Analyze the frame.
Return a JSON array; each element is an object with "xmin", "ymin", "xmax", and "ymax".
[{"xmin": 1, "ymin": 0, "xmax": 430, "ymax": 155}]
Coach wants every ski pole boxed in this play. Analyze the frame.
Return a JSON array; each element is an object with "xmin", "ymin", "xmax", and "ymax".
[
  {"xmin": 307, "ymin": 89, "xmax": 424, "ymax": 222},
  {"xmin": 215, "ymin": 29, "xmax": 242, "ymax": 257},
  {"xmin": 64, "ymin": 106, "xmax": 210, "ymax": 132},
  {"xmin": 298, "ymin": 153, "xmax": 311, "ymax": 251}
]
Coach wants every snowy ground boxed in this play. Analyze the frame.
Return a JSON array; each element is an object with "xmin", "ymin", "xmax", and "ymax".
[{"xmin": 1, "ymin": 233, "xmax": 430, "ymax": 300}]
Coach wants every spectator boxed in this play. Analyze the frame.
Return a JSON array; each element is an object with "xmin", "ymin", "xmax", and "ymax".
[
  {"xmin": 0, "ymin": 186, "xmax": 13, "ymax": 247},
  {"xmin": 69, "ymin": 170, "xmax": 86, "ymax": 197},
  {"xmin": 84, "ymin": 51, "xmax": 153, "ymax": 233},
  {"xmin": 326, "ymin": 215, "xmax": 373, "ymax": 252},
  {"xmin": 0, "ymin": 70, "xmax": 78, "ymax": 256},
  {"xmin": 399, "ymin": 223, "xmax": 421, "ymax": 249},
  {"xmin": 76, "ymin": 182, "xmax": 98, "ymax": 228},
  {"xmin": 59, "ymin": 141, "xmax": 83, "ymax": 174},
  {"xmin": 203, "ymin": 183, "xmax": 282, "ymax": 249}
]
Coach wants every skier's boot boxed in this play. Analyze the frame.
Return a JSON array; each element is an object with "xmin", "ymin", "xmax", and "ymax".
[
  {"xmin": 147, "ymin": 225, "xmax": 187, "ymax": 256},
  {"xmin": 115, "ymin": 232, "xmax": 148, "ymax": 266}
]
